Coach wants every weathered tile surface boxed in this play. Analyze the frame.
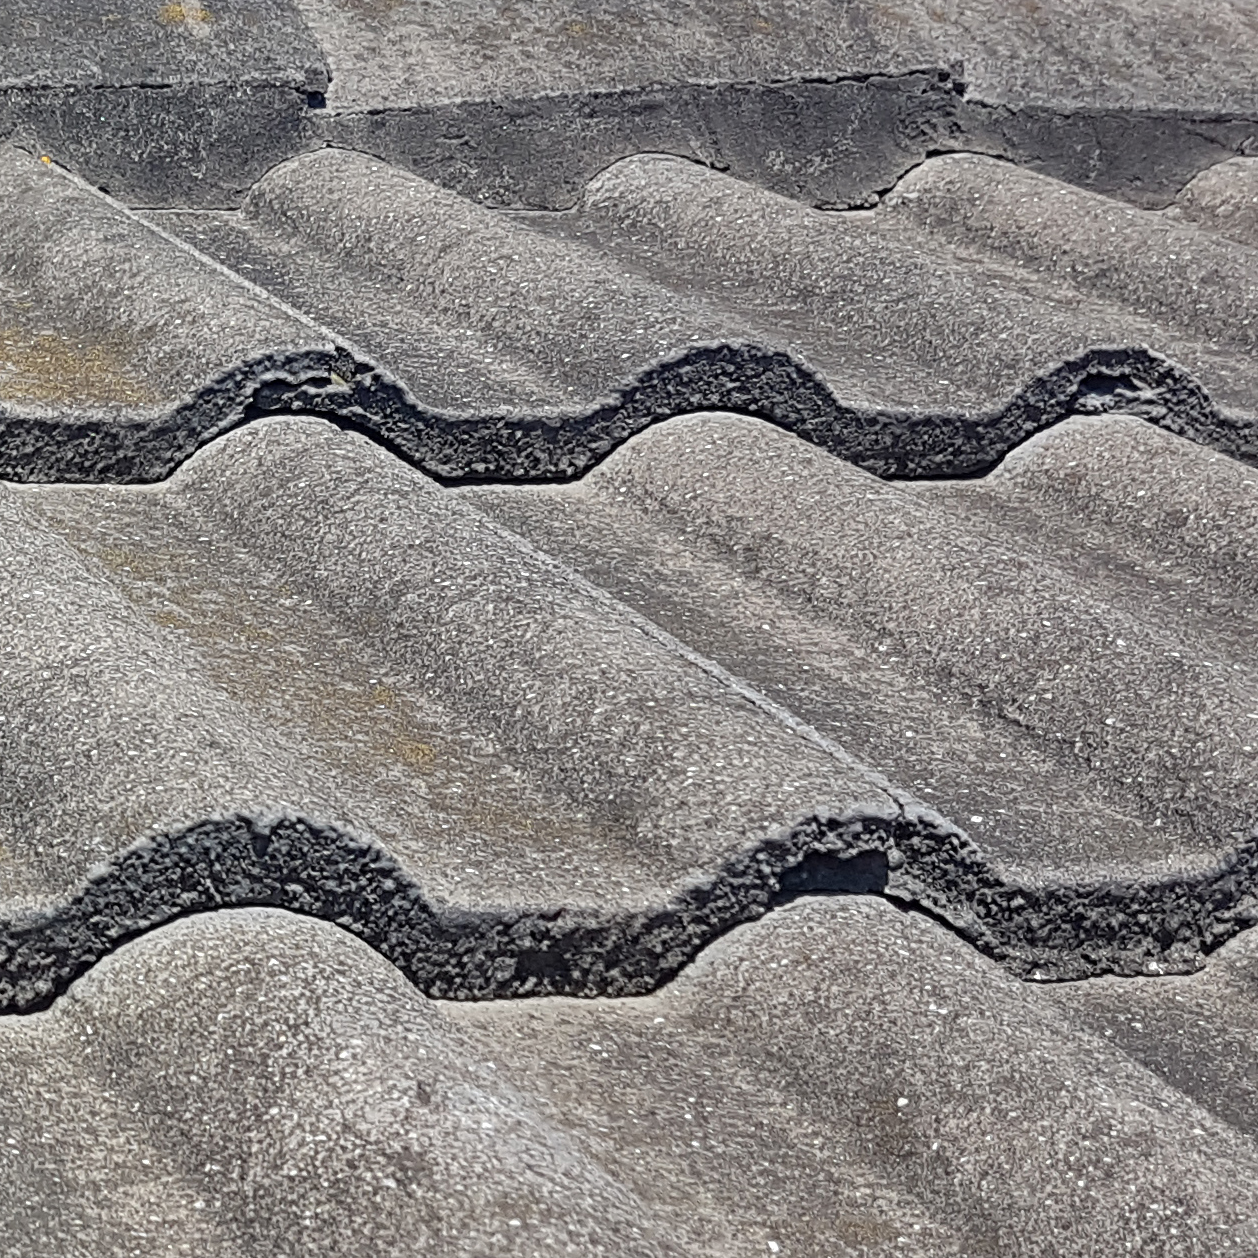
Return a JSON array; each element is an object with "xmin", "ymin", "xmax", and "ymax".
[
  {"xmin": 3, "ymin": 12, "xmax": 1258, "ymax": 1252},
  {"xmin": 5, "ymin": 0, "xmax": 1258, "ymax": 207}
]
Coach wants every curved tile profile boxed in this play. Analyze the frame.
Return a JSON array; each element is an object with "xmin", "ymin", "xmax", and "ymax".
[
  {"xmin": 0, "ymin": 808, "xmax": 904, "ymax": 1014},
  {"xmin": 0, "ymin": 340, "xmax": 1250, "ymax": 485},
  {"xmin": 301, "ymin": 0, "xmax": 1258, "ymax": 212},
  {"xmin": 884, "ymin": 152, "xmax": 1258, "ymax": 354},
  {"xmin": 0, "ymin": 907, "xmax": 697, "ymax": 1258},
  {"xmin": 5, "ymin": 131, "xmax": 1258, "ymax": 1018},
  {"xmin": 5, "ymin": 143, "xmax": 1257, "ymax": 485},
  {"xmin": 9, "ymin": 20, "xmax": 1258, "ymax": 1254},
  {"xmin": 3, "ymin": 414, "xmax": 1258, "ymax": 1012},
  {"xmin": 3, "ymin": 800, "xmax": 1258, "ymax": 1017},
  {"xmin": 1173, "ymin": 156, "xmax": 1258, "ymax": 248},
  {"xmin": 14, "ymin": 901, "xmax": 1258, "ymax": 1258},
  {"xmin": 132, "ymin": 340, "xmax": 1258, "ymax": 481}
]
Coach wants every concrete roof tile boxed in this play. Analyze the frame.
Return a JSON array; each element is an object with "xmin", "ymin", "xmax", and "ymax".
[
  {"xmin": 0, "ymin": 908, "xmax": 687, "ymax": 1256},
  {"xmin": 10, "ymin": 900, "xmax": 1258, "ymax": 1256},
  {"xmin": 9, "ymin": 143, "xmax": 1256, "ymax": 485},
  {"xmin": 466, "ymin": 410, "xmax": 1258, "ymax": 885},
  {"xmin": 4, "ymin": 15, "xmax": 1258, "ymax": 1250},
  {"xmin": 6, "ymin": 0, "xmax": 1258, "ymax": 208},
  {"xmin": 1, "ymin": 415, "xmax": 917, "ymax": 1011},
  {"xmin": 1174, "ymin": 157, "xmax": 1258, "ymax": 249},
  {"xmin": 452, "ymin": 896, "xmax": 1258, "ymax": 1255}
]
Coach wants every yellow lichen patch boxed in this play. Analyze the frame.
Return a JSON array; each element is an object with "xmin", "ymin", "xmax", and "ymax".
[
  {"xmin": 95, "ymin": 546, "xmax": 189, "ymax": 583},
  {"xmin": 97, "ymin": 545, "xmax": 148, "ymax": 574},
  {"xmin": 392, "ymin": 737, "xmax": 436, "ymax": 769},
  {"xmin": 0, "ymin": 328, "xmax": 158, "ymax": 408},
  {"xmin": 157, "ymin": 3, "xmax": 211, "ymax": 24}
]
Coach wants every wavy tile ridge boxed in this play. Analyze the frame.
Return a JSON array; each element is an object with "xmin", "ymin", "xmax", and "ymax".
[
  {"xmin": 0, "ymin": 340, "xmax": 1252, "ymax": 485},
  {"xmin": 4, "ymin": 803, "xmax": 1257, "ymax": 1015}
]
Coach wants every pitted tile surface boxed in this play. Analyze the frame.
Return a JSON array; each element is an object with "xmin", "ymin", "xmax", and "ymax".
[
  {"xmin": 295, "ymin": 0, "xmax": 1258, "ymax": 118},
  {"xmin": 9, "ymin": 901, "xmax": 1258, "ymax": 1257},
  {"xmin": 0, "ymin": 908, "xmax": 688, "ymax": 1258},
  {"xmin": 449, "ymin": 896, "xmax": 1258, "ymax": 1257}
]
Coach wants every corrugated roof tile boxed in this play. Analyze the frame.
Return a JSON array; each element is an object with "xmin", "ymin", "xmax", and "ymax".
[{"xmin": 4, "ymin": 11, "xmax": 1258, "ymax": 1252}]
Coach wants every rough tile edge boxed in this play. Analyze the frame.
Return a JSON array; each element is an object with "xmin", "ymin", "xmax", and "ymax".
[
  {"xmin": 4, "ymin": 804, "xmax": 1257, "ymax": 1016},
  {"xmin": 0, "ymin": 341, "xmax": 1252, "ymax": 486},
  {"xmin": 308, "ymin": 81, "xmax": 1258, "ymax": 211}
]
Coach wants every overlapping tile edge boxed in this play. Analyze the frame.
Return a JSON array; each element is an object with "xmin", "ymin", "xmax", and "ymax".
[
  {"xmin": 7, "ymin": 336, "xmax": 1238, "ymax": 485},
  {"xmin": 9, "ymin": 801, "xmax": 1258, "ymax": 1016},
  {"xmin": 1, "ymin": 144, "xmax": 1254, "ymax": 486},
  {"xmin": 7, "ymin": 0, "xmax": 1258, "ymax": 214},
  {"xmin": 3, "ymin": 140, "xmax": 1258, "ymax": 1014}
]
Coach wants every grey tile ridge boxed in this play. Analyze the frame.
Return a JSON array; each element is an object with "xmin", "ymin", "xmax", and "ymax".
[
  {"xmin": 0, "ymin": 146, "xmax": 1250, "ymax": 489},
  {"xmin": 464, "ymin": 482, "xmax": 903, "ymax": 802},
  {"xmin": 936, "ymin": 411, "xmax": 1258, "ymax": 604},
  {"xmin": 42, "ymin": 154, "xmax": 383, "ymax": 366},
  {"xmin": 17, "ymin": 151, "xmax": 403, "ymax": 411},
  {"xmin": 882, "ymin": 152, "xmax": 1258, "ymax": 353},
  {"xmin": 1171, "ymin": 156, "xmax": 1258, "ymax": 249},
  {"xmin": 5, "ymin": 416, "xmax": 1258, "ymax": 1012}
]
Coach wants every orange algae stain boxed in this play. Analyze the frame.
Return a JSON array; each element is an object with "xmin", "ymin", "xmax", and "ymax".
[{"xmin": 0, "ymin": 328, "xmax": 159, "ymax": 408}]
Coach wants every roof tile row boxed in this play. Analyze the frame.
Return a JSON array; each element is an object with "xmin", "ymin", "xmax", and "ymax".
[{"xmin": 3, "ymin": 26, "xmax": 1258, "ymax": 1251}]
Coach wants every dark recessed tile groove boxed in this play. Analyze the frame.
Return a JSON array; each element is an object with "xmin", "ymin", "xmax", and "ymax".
[
  {"xmin": 0, "ymin": 341, "xmax": 1249, "ymax": 486},
  {"xmin": 5, "ymin": 799, "xmax": 1258, "ymax": 1016}
]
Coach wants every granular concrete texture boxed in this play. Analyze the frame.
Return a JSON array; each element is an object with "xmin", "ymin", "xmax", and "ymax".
[
  {"xmin": 4, "ymin": 144, "xmax": 1258, "ymax": 487},
  {"xmin": 5, "ymin": 15, "xmax": 1258, "ymax": 1249}
]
